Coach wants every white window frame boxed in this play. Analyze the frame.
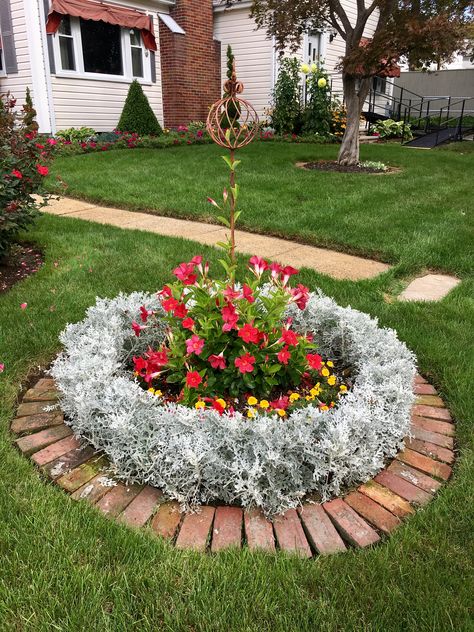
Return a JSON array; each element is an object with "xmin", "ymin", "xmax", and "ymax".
[
  {"xmin": 52, "ymin": 15, "xmax": 151, "ymax": 83},
  {"xmin": 0, "ymin": 29, "xmax": 5, "ymax": 77}
]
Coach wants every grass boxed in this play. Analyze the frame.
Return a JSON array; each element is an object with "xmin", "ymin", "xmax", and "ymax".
[
  {"xmin": 0, "ymin": 143, "xmax": 473, "ymax": 630},
  {"xmin": 49, "ymin": 141, "xmax": 474, "ymax": 276}
]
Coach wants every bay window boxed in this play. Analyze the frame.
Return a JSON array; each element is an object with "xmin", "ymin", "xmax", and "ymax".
[{"xmin": 53, "ymin": 15, "xmax": 150, "ymax": 81}]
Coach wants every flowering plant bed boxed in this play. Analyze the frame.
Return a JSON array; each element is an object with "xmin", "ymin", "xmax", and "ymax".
[{"xmin": 52, "ymin": 273, "xmax": 416, "ymax": 515}]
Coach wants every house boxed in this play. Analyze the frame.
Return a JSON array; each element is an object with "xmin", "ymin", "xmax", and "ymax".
[{"xmin": 0, "ymin": 0, "xmax": 382, "ymax": 134}]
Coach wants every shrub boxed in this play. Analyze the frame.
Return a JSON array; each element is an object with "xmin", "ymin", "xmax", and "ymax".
[
  {"xmin": 270, "ymin": 57, "xmax": 302, "ymax": 134},
  {"xmin": 0, "ymin": 93, "xmax": 53, "ymax": 258},
  {"xmin": 117, "ymin": 80, "xmax": 162, "ymax": 136},
  {"xmin": 55, "ymin": 127, "xmax": 96, "ymax": 143},
  {"xmin": 220, "ymin": 45, "xmax": 241, "ymax": 128},
  {"xmin": 301, "ymin": 63, "xmax": 332, "ymax": 136},
  {"xmin": 23, "ymin": 87, "xmax": 39, "ymax": 135},
  {"xmin": 373, "ymin": 118, "xmax": 413, "ymax": 141}
]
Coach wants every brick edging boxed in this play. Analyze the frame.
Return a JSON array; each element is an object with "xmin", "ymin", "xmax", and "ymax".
[{"xmin": 11, "ymin": 374, "xmax": 455, "ymax": 556}]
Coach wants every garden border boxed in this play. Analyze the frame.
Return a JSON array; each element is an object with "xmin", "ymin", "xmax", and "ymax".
[{"xmin": 11, "ymin": 374, "xmax": 455, "ymax": 556}]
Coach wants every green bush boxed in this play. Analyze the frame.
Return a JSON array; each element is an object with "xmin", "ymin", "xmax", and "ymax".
[
  {"xmin": 117, "ymin": 80, "xmax": 162, "ymax": 136},
  {"xmin": 0, "ymin": 93, "xmax": 53, "ymax": 258},
  {"xmin": 220, "ymin": 45, "xmax": 241, "ymax": 128},
  {"xmin": 373, "ymin": 118, "xmax": 413, "ymax": 141},
  {"xmin": 301, "ymin": 64, "xmax": 332, "ymax": 136},
  {"xmin": 55, "ymin": 127, "xmax": 96, "ymax": 143},
  {"xmin": 270, "ymin": 58, "xmax": 302, "ymax": 134}
]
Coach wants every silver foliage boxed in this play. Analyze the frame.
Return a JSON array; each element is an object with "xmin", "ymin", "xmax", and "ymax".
[{"xmin": 51, "ymin": 291, "xmax": 416, "ymax": 516}]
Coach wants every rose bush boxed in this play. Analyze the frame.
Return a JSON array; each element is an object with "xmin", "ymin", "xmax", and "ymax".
[{"xmin": 0, "ymin": 93, "xmax": 53, "ymax": 257}]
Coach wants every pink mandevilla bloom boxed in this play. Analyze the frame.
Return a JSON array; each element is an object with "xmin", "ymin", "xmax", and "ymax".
[
  {"xmin": 221, "ymin": 302, "xmax": 239, "ymax": 332},
  {"xmin": 307, "ymin": 353, "xmax": 323, "ymax": 370},
  {"xmin": 0, "ymin": 363, "xmax": 4, "ymax": 373},
  {"xmin": 186, "ymin": 334, "xmax": 205, "ymax": 355},
  {"xmin": 242, "ymin": 284, "xmax": 254, "ymax": 303},
  {"xmin": 248, "ymin": 255, "xmax": 268, "ymax": 277},
  {"xmin": 268, "ymin": 262, "xmax": 282, "ymax": 280},
  {"xmin": 162, "ymin": 297, "xmax": 179, "ymax": 312},
  {"xmin": 173, "ymin": 262, "xmax": 197, "ymax": 285},
  {"xmin": 208, "ymin": 353, "xmax": 226, "ymax": 370},
  {"xmin": 223, "ymin": 285, "xmax": 241, "ymax": 301},
  {"xmin": 238, "ymin": 322, "xmax": 260, "ymax": 344},
  {"xmin": 20, "ymin": 303, "xmax": 27, "ymax": 310},
  {"xmin": 279, "ymin": 328, "xmax": 299, "ymax": 346},
  {"xmin": 186, "ymin": 371, "xmax": 202, "ymax": 388},
  {"xmin": 277, "ymin": 345, "xmax": 291, "ymax": 365},
  {"xmin": 132, "ymin": 321, "xmax": 145, "ymax": 337},
  {"xmin": 139, "ymin": 305, "xmax": 152, "ymax": 323},
  {"xmin": 182, "ymin": 317, "xmax": 195, "ymax": 330},
  {"xmin": 280, "ymin": 265, "xmax": 299, "ymax": 286},
  {"xmin": 234, "ymin": 352, "xmax": 255, "ymax": 374},
  {"xmin": 290, "ymin": 284, "xmax": 310, "ymax": 310},
  {"xmin": 173, "ymin": 302, "xmax": 188, "ymax": 319}
]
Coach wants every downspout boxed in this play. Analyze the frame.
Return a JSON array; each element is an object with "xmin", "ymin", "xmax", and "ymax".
[{"xmin": 35, "ymin": 0, "xmax": 56, "ymax": 133}]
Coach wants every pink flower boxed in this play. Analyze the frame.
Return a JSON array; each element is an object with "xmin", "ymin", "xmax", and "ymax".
[
  {"xmin": 221, "ymin": 302, "xmax": 238, "ymax": 332},
  {"xmin": 207, "ymin": 197, "xmax": 219, "ymax": 208},
  {"xmin": 173, "ymin": 262, "xmax": 197, "ymax": 285},
  {"xmin": 47, "ymin": 138, "xmax": 57, "ymax": 146},
  {"xmin": 280, "ymin": 265, "xmax": 299, "ymax": 286},
  {"xmin": 182, "ymin": 317, "xmax": 195, "ymax": 330},
  {"xmin": 268, "ymin": 262, "xmax": 282, "ymax": 280},
  {"xmin": 0, "ymin": 363, "xmax": 4, "ymax": 373},
  {"xmin": 186, "ymin": 334, "xmax": 205, "ymax": 355},
  {"xmin": 238, "ymin": 322, "xmax": 260, "ymax": 344},
  {"xmin": 36, "ymin": 165, "xmax": 49, "ymax": 176},
  {"xmin": 242, "ymin": 284, "xmax": 254, "ymax": 303},
  {"xmin": 223, "ymin": 285, "xmax": 241, "ymax": 301},
  {"xmin": 270, "ymin": 395, "xmax": 289, "ymax": 410},
  {"xmin": 234, "ymin": 352, "xmax": 255, "ymax": 374},
  {"xmin": 208, "ymin": 353, "xmax": 226, "ymax": 370},
  {"xmin": 249, "ymin": 255, "xmax": 268, "ymax": 277},
  {"xmin": 290, "ymin": 284, "xmax": 309, "ymax": 310},
  {"xmin": 190, "ymin": 255, "xmax": 202, "ymax": 266},
  {"xmin": 277, "ymin": 346, "xmax": 291, "ymax": 365},
  {"xmin": 197, "ymin": 130, "xmax": 204, "ymax": 138},
  {"xmin": 158, "ymin": 285, "xmax": 172, "ymax": 298},
  {"xmin": 279, "ymin": 329, "xmax": 299, "ymax": 346},
  {"xmin": 132, "ymin": 321, "xmax": 145, "ymax": 337},
  {"xmin": 20, "ymin": 303, "xmax": 27, "ymax": 310},
  {"xmin": 186, "ymin": 371, "xmax": 202, "ymax": 388},
  {"xmin": 11, "ymin": 169, "xmax": 22, "ymax": 179},
  {"xmin": 307, "ymin": 354, "xmax": 323, "ymax": 370},
  {"xmin": 162, "ymin": 297, "xmax": 179, "ymax": 313}
]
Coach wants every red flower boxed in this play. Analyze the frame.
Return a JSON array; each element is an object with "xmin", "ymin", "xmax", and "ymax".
[
  {"xmin": 290, "ymin": 284, "xmax": 309, "ymax": 310},
  {"xmin": 173, "ymin": 262, "xmax": 197, "ymax": 285},
  {"xmin": 238, "ymin": 322, "xmax": 260, "ymax": 344},
  {"xmin": 190, "ymin": 255, "xmax": 202, "ymax": 266},
  {"xmin": 212, "ymin": 399, "xmax": 225, "ymax": 415},
  {"xmin": 221, "ymin": 302, "xmax": 238, "ymax": 332},
  {"xmin": 158, "ymin": 285, "xmax": 172, "ymax": 298},
  {"xmin": 277, "ymin": 345, "xmax": 291, "ymax": 365},
  {"xmin": 223, "ymin": 285, "xmax": 241, "ymax": 301},
  {"xmin": 132, "ymin": 321, "xmax": 145, "ymax": 336},
  {"xmin": 133, "ymin": 356, "xmax": 148, "ymax": 375},
  {"xmin": 146, "ymin": 347, "xmax": 169, "ymax": 367},
  {"xmin": 182, "ymin": 317, "xmax": 195, "ymax": 330},
  {"xmin": 186, "ymin": 334, "xmax": 205, "ymax": 355},
  {"xmin": 280, "ymin": 265, "xmax": 298, "ymax": 286},
  {"xmin": 279, "ymin": 329, "xmax": 299, "ymax": 346},
  {"xmin": 173, "ymin": 302, "xmax": 188, "ymax": 319},
  {"xmin": 268, "ymin": 262, "xmax": 282, "ymax": 279},
  {"xmin": 235, "ymin": 352, "xmax": 255, "ymax": 374},
  {"xmin": 11, "ymin": 169, "xmax": 22, "ymax": 179},
  {"xmin": 307, "ymin": 354, "xmax": 323, "ymax": 370},
  {"xmin": 242, "ymin": 284, "xmax": 254, "ymax": 303},
  {"xmin": 36, "ymin": 165, "xmax": 49, "ymax": 176},
  {"xmin": 270, "ymin": 395, "xmax": 289, "ymax": 410},
  {"xmin": 139, "ymin": 305, "xmax": 152, "ymax": 323},
  {"xmin": 162, "ymin": 297, "xmax": 179, "ymax": 312},
  {"xmin": 186, "ymin": 371, "xmax": 202, "ymax": 388},
  {"xmin": 208, "ymin": 353, "xmax": 226, "ymax": 370},
  {"xmin": 249, "ymin": 255, "xmax": 268, "ymax": 276}
]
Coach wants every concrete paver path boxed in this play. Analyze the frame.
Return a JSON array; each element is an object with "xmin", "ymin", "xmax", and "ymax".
[
  {"xmin": 399, "ymin": 274, "xmax": 460, "ymax": 302},
  {"xmin": 42, "ymin": 197, "xmax": 391, "ymax": 281}
]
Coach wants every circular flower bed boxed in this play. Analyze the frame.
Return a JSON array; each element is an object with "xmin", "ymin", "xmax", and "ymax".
[{"xmin": 52, "ymin": 290, "xmax": 416, "ymax": 516}]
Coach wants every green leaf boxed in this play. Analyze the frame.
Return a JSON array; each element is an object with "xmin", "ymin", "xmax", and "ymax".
[
  {"xmin": 217, "ymin": 215, "xmax": 230, "ymax": 228},
  {"xmin": 233, "ymin": 210, "xmax": 242, "ymax": 223},
  {"xmin": 221, "ymin": 155, "xmax": 233, "ymax": 169}
]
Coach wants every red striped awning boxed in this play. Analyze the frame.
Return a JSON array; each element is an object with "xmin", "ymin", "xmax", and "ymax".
[{"xmin": 45, "ymin": 0, "xmax": 157, "ymax": 51}]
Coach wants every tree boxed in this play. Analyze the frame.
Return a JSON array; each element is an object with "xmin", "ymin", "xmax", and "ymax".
[
  {"xmin": 224, "ymin": 0, "xmax": 472, "ymax": 164},
  {"xmin": 117, "ymin": 80, "xmax": 162, "ymax": 136}
]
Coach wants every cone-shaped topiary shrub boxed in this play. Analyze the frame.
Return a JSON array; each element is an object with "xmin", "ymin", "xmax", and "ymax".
[{"xmin": 117, "ymin": 80, "xmax": 162, "ymax": 136}]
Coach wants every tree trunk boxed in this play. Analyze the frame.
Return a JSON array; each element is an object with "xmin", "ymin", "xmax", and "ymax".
[{"xmin": 338, "ymin": 74, "xmax": 370, "ymax": 166}]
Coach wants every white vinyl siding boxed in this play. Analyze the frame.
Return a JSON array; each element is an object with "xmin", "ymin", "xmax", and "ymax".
[
  {"xmin": 0, "ymin": 0, "xmax": 33, "ymax": 104},
  {"xmin": 50, "ymin": 10, "xmax": 163, "ymax": 131},
  {"xmin": 213, "ymin": 6, "xmax": 275, "ymax": 117}
]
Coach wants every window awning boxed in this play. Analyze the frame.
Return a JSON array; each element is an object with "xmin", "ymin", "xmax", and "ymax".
[{"xmin": 45, "ymin": 0, "xmax": 157, "ymax": 51}]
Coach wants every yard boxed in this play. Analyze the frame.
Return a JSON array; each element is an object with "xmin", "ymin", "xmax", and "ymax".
[{"xmin": 0, "ymin": 141, "xmax": 473, "ymax": 630}]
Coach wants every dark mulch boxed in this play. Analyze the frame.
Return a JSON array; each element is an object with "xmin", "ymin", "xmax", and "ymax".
[
  {"xmin": 0, "ymin": 243, "xmax": 43, "ymax": 293},
  {"xmin": 301, "ymin": 160, "xmax": 386, "ymax": 174}
]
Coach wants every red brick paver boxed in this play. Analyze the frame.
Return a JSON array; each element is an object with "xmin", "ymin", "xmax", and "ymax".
[
  {"xmin": 413, "ymin": 383, "xmax": 437, "ymax": 396},
  {"xmin": 298, "ymin": 504, "xmax": 346, "ymax": 554},
  {"xmin": 323, "ymin": 499, "xmax": 380, "ymax": 547},
  {"xmin": 243, "ymin": 508, "xmax": 275, "ymax": 552},
  {"xmin": 412, "ymin": 405, "xmax": 452, "ymax": 422},
  {"xmin": 345, "ymin": 491, "xmax": 401, "ymax": 534},
  {"xmin": 411, "ymin": 415, "xmax": 455, "ymax": 437},
  {"xmin": 16, "ymin": 401, "xmax": 56, "ymax": 418},
  {"xmin": 410, "ymin": 424, "xmax": 454, "ymax": 449},
  {"xmin": 95, "ymin": 484, "xmax": 142, "ymax": 517},
  {"xmin": 175, "ymin": 506, "xmax": 215, "ymax": 551},
  {"xmin": 273, "ymin": 509, "xmax": 312, "ymax": 558},
  {"xmin": 32, "ymin": 434, "xmax": 81, "ymax": 466},
  {"xmin": 119, "ymin": 486, "xmax": 163, "ymax": 528},
  {"xmin": 211, "ymin": 506, "xmax": 243, "ymax": 552},
  {"xmin": 414, "ymin": 374, "xmax": 428, "ymax": 384},
  {"xmin": 151, "ymin": 501, "xmax": 182, "ymax": 539},
  {"xmin": 56, "ymin": 456, "xmax": 108, "ymax": 493},
  {"xmin": 15, "ymin": 424, "xmax": 71, "ymax": 456},
  {"xmin": 71, "ymin": 473, "xmax": 117, "ymax": 503},
  {"xmin": 23, "ymin": 387, "xmax": 59, "ymax": 402},
  {"xmin": 406, "ymin": 438, "xmax": 454, "ymax": 464},
  {"xmin": 387, "ymin": 460, "xmax": 442, "ymax": 494},
  {"xmin": 11, "ymin": 412, "xmax": 64, "ymax": 435},
  {"xmin": 415, "ymin": 395, "xmax": 445, "ymax": 408},
  {"xmin": 43, "ymin": 444, "xmax": 98, "ymax": 480},
  {"xmin": 374, "ymin": 469, "xmax": 432, "ymax": 505},
  {"xmin": 358, "ymin": 480, "xmax": 414, "ymax": 518},
  {"xmin": 397, "ymin": 448, "xmax": 452, "ymax": 480}
]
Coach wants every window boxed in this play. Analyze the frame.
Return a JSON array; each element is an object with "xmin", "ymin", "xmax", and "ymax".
[
  {"xmin": 0, "ymin": 26, "xmax": 4, "ymax": 75},
  {"xmin": 306, "ymin": 33, "xmax": 321, "ymax": 65},
  {"xmin": 373, "ymin": 76, "xmax": 387, "ymax": 94},
  {"xmin": 53, "ymin": 16, "xmax": 150, "ymax": 81}
]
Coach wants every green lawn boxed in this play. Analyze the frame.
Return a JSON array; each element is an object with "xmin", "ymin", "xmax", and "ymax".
[{"xmin": 0, "ymin": 143, "xmax": 473, "ymax": 630}]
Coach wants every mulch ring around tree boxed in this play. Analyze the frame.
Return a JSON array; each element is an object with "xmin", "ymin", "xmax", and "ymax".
[
  {"xmin": 12, "ymin": 374, "xmax": 455, "ymax": 556},
  {"xmin": 296, "ymin": 161, "xmax": 401, "ymax": 174},
  {"xmin": 0, "ymin": 243, "xmax": 43, "ymax": 293}
]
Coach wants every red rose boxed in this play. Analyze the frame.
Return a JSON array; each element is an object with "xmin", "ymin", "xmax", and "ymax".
[{"xmin": 36, "ymin": 165, "xmax": 49, "ymax": 176}]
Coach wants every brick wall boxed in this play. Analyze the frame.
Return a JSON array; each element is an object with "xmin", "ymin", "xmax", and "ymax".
[{"xmin": 159, "ymin": 0, "xmax": 221, "ymax": 128}]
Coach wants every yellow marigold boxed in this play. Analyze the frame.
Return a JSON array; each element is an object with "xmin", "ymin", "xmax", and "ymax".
[
  {"xmin": 289, "ymin": 392, "xmax": 300, "ymax": 402},
  {"xmin": 305, "ymin": 395, "xmax": 314, "ymax": 401},
  {"xmin": 216, "ymin": 398, "xmax": 226, "ymax": 409},
  {"xmin": 195, "ymin": 400, "xmax": 206, "ymax": 409},
  {"xmin": 259, "ymin": 400, "xmax": 270, "ymax": 409},
  {"xmin": 147, "ymin": 388, "xmax": 155, "ymax": 395},
  {"xmin": 320, "ymin": 405, "xmax": 329, "ymax": 411},
  {"xmin": 321, "ymin": 367, "xmax": 330, "ymax": 377},
  {"xmin": 310, "ymin": 387, "xmax": 320, "ymax": 397},
  {"xmin": 339, "ymin": 384, "xmax": 348, "ymax": 392},
  {"xmin": 247, "ymin": 396, "xmax": 258, "ymax": 406},
  {"xmin": 247, "ymin": 408, "xmax": 256, "ymax": 418},
  {"xmin": 327, "ymin": 361, "xmax": 334, "ymax": 368},
  {"xmin": 155, "ymin": 390, "xmax": 163, "ymax": 397},
  {"xmin": 277, "ymin": 409, "xmax": 286, "ymax": 417},
  {"xmin": 327, "ymin": 375, "xmax": 337, "ymax": 386}
]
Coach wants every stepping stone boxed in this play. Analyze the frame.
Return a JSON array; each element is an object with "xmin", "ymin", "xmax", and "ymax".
[
  {"xmin": 399, "ymin": 274, "xmax": 460, "ymax": 302},
  {"xmin": 243, "ymin": 508, "xmax": 275, "ymax": 552}
]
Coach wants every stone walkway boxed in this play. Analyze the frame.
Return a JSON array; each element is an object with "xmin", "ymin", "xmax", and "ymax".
[
  {"xmin": 399, "ymin": 274, "xmax": 461, "ymax": 302},
  {"xmin": 42, "ymin": 197, "xmax": 390, "ymax": 281},
  {"xmin": 12, "ymin": 374, "xmax": 455, "ymax": 556}
]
